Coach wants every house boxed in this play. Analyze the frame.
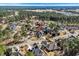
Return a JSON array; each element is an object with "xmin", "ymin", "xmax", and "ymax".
[
  {"xmin": 0, "ymin": 18, "xmax": 6, "ymax": 24},
  {"xmin": 15, "ymin": 25, "xmax": 21, "ymax": 32},
  {"xmin": 0, "ymin": 24, "xmax": 8, "ymax": 31},
  {"xmin": 10, "ymin": 23, "xmax": 17, "ymax": 31},
  {"xmin": 11, "ymin": 47, "xmax": 22, "ymax": 56},
  {"xmin": 0, "ymin": 18, "xmax": 8, "ymax": 31},
  {"xmin": 10, "ymin": 22, "xmax": 21, "ymax": 32},
  {"xmin": 41, "ymin": 41, "xmax": 48, "ymax": 51},
  {"xmin": 58, "ymin": 30, "xmax": 67, "ymax": 36},
  {"xmin": 35, "ymin": 31, "xmax": 43, "ymax": 38},
  {"xmin": 31, "ymin": 16, "xmax": 37, "ymax": 19},
  {"xmin": 30, "ymin": 35, "xmax": 38, "ymax": 41},
  {"xmin": 65, "ymin": 25, "xmax": 79, "ymax": 30},
  {"xmin": 35, "ymin": 21, "xmax": 45, "ymax": 31},
  {"xmin": 46, "ymin": 42, "xmax": 59, "ymax": 51},
  {"xmin": 19, "ymin": 45, "xmax": 29, "ymax": 56},
  {"xmin": 41, "ymin": 41, "xmax": 59, "ymax": 52},
  {"xmin": 32, "ymin": 43, "xmax": 43, "ymax": 56},
  {"xmin": 43, "ymin": 27, "xmax": 50, "ymax": 34}
]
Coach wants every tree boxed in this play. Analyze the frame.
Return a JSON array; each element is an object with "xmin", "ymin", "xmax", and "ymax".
[
  {"xmin": 13, "ymin": 33, "xmax": 21, "ymax": 42},
  {"xmin": 63, "ymin": 37, "xmax": 79, "ymax": 56},
  {"xmin": 20, "ymin": 25, "xmax": 28, "ymax": 37},
  {"xmin": 48, "ymin": 22, "xmax": 56, "ymax": 29}
]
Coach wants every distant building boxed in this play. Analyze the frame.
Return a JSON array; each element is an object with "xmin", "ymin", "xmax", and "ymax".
[{"xmin": 65, "ymin": 25, "xmax": 79, "ymax": 30}]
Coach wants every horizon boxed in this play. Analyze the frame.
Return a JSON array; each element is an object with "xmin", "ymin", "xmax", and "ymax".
[{"xmin": 0, "ymin": 3, "xmax": 79, "ymax": 6}]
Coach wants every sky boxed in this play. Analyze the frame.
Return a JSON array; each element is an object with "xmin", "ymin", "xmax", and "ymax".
[
  {"xmin": 0, "ymin": 0, "xmax": 79, "ymax": 6},
  {"xmin": 0, "ymin": 0, "xmax": 79, "ymax": 3},
  {"xmin": 0, "ymin": 3, "xmax": 79, "ymax": 6}
]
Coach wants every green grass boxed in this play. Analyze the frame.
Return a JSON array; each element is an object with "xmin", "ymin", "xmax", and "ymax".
[
  {"xmin": 26, "ymin": 51, "xmax": 34, "ymax": 56},
  {"xmin": 0, "ymin": 44, "xmax": 6, "ymax": 56}
]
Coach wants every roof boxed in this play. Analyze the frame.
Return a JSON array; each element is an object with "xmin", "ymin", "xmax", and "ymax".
[
  {"xmin": 32, "ymin": 48, "xmax": 42, "ymax": 56},
  {"xmin": 65, "ymin": 25, "xmax": 79, "ymax": 30},
  {"xmin": 46, "ymin": 42, "xmax": 58, "ymax": 51},
  {"xmin": 0, "ymin": 18, "xmax": 6, "ymax": 24}
]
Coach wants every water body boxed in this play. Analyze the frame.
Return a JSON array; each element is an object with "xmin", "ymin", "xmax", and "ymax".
[{"xmin": 0, "ymin": 6, "xmax": 79, "ymax": 10}]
